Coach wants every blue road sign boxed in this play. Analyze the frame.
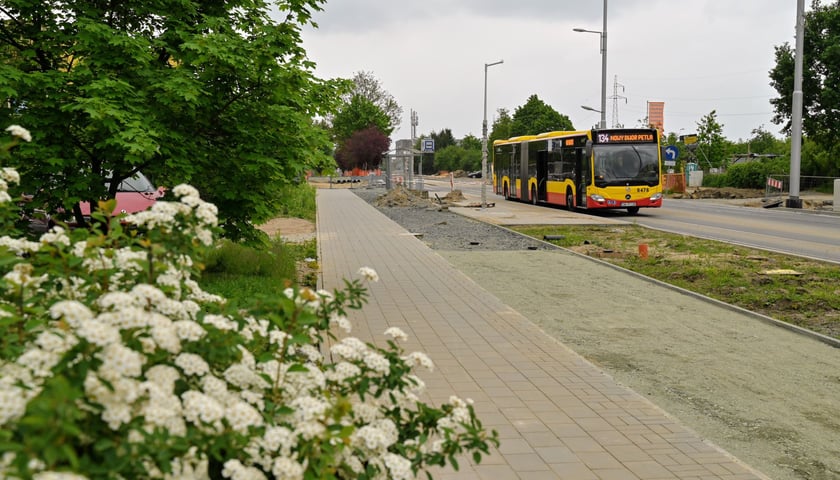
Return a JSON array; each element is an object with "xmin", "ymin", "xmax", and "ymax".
[
  {"xmin": 664, "ymin": 145, "xmax": 679, "ymax": 161},
  {"xmin": 422, "ymin": 139, "xmax": 435, "ymax": 153}
]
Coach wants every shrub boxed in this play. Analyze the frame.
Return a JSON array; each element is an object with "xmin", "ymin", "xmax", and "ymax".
[
  {"xmin": 703, "ymin": 158, "xmax": 791, "ymax": 189},
  {"xmin": 0, "ymin": 126, "xmax": 497, "ymax": 479},
  {"xmin": 702, "ymin": 173, "xmax": 727, "ymax": 188},
  {"xmin": 725, "ymin": 162, "xmax": 769, "ymax": 189}
]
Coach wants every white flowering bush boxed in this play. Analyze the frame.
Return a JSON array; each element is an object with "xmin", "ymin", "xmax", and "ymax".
[{"xmin": 0, "ymin": 127, "xmax": 498, "ymax": 479}]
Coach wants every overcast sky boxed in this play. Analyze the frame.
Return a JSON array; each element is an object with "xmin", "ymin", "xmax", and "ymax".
[{"xmin": 299, "ymin": 0, "xmax": 806, "ymax": 144}]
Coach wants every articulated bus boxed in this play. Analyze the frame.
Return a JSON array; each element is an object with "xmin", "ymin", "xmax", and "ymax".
[{"xmin": 492, "ymin": 128, "xmax": 663, "ymax": 214}]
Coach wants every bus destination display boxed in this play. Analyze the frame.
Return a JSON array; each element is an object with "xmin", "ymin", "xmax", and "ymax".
[{"xmin": 596, "ymin": 132, "xmax": 656, "ymax": 144}]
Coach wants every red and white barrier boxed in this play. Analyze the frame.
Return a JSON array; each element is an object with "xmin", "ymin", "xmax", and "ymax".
[{"xmin": 767, "ymin": 178, "xmax": 783, "ymax": 189}]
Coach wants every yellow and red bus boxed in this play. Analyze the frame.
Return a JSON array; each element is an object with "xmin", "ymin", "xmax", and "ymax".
[{"xmin": 492, "ymin": 128, "xmax": 663, "ymax": 214}]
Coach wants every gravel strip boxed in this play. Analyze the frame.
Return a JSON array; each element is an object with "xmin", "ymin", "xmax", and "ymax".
[{"xmin": 353, "ymin": 188, "xmax": 554, "ymax": 251}]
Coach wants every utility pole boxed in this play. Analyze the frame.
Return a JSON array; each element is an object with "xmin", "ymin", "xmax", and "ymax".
[
  {"xmin": 610, "ymin": 75, "xmax": 627, "ymax": 128},
  {"xmin": 600, "ymin": 0, "xmax": 608, "ymax": 129},
  {"xmin": 787, "ymin": 0, "xmax": 805, "ymax": 208}
]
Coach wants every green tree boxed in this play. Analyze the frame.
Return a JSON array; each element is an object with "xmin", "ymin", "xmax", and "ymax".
[
  {"xmin": 800, "ymin": 137, "xmax": 837, "ymax": 176},
  {"xmin": 331, "ymin": 95, "xmax": 391, "ymax": 142},
  {"xmin": 510, "ymin": 95, "xmax": 574, "ymax": 136},
  {"xmin": 434, "ymin": 145, "xmax": 481, "ymax": 173},
  {"xmin": 0, "ymin": 0, "xmax": 343, "ymax": 242},
  {"xmin": 341, "ymin": 71, "xmax": 402, "ymax": 133},
  {"xmin": 770, "ymin": 0, "xmax": 840, "ymax": 141},
  {"xmin": 769, "ymin": 0, "xmax": 840, "ymax": 175},
  {"xmin": 461, "ymin": 133, "xmax": 482, "ymax": 151},
  {"xmin": 416, "ymin": 129, "xmax": 457, "ymax": 174},
  {"xmin": 430, "ymin": 128, "xmax": 457, "ymax": 150},
  {"xmin": 745, "ymin": 126, "xmax": 786, "ymax": 155},
  {"xmin": 489, "ymin": 107, "xmax": 513, "ymax": 144},
  {"xmin": 695, "ymin": 110, "xmax": 729, "ymax": 169}
]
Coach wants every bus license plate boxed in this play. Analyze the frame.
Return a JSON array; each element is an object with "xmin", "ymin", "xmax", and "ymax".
[{"xmin": 621, "ymin": 202, "xmax": 636, "ymax": 207}]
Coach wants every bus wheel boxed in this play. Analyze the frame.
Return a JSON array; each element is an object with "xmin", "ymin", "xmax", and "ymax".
[
  {"xmin": 627, "ymin": 206, "xmax": 640, "ymax": 215},
  {"xmin": 531, "ymin": 186, "xmax": 538, "ymax": 205},
  {"xmin": 566, "ymin": 189, "xmax": 575, "ymax": 211}
]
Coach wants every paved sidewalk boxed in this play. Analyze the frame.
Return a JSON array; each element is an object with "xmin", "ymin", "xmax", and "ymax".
[{"xmin": 316, "ymin": 189, "xmax": 768, "ymax": 480}]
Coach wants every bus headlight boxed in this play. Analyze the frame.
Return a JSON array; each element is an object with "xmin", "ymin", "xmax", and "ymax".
[
  {"xmin": 590, "ymin": 194, "xmax": 605, "ymax": 203},
  {"xmin": 650, "ymin": 193, "xmax": 663, "ymax": 202}
]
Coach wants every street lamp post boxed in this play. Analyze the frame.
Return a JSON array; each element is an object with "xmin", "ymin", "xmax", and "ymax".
[
  {"xmin": 573, "ymin": 0, "xmax": 608, "ymax": 129},
  {"xmin": 482, "ymin": 59, "xmax": 503, "ymax": 209}
]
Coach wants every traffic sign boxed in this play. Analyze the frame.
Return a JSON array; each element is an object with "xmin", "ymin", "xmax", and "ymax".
[
  {"xmin": 664, "ymin": 145, "xmax": 679, "ymax": 161},
  {"xmin": 680, "ymin": 134, "xmax": 698, "ymax": 145},
  {"xmin": 421, "ymin": 139, "xmax": 435, "ymax": 153}
]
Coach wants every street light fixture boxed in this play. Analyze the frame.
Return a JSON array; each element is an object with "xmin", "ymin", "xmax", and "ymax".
[
  {"xmin": 580, "ymin": 105, "xmax": 602, "ymax": 128},
  {"xmin": 573, "ymin": 0, "xmax": 608, "ymax": 129},
  {"xmin": 481, "ymin": 59, "xmax": 503, "ymax": 209}
]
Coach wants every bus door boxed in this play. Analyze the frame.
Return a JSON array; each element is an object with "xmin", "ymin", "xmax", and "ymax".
[
  {"xmin": 536, "ymin": 151, "xmax": 548, "ymax": 202},
  {"xmin": 519, "ymin": 142, "xmax": 531, "ymax": 202},
  {"xmin": 509, "ymin": 147, "xmax": 520, "ymax": 198},
  {"xmin": 576, "ymin": 148, "xmax": 589, "ymax": 207}
]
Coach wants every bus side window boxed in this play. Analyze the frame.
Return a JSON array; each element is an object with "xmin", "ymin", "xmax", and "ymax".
[
  {"xmin": 548, "ymin": 152, "xmax": 562, "ymax": 180},
  {"xmin": 561, "ymin": 148, "xmax": 576, "ymax": 180}
]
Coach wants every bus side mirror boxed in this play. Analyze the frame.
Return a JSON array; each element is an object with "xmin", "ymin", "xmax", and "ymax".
[{"xmin": 584, "ymin": 140, "xmax": 592, "ymax": 158}]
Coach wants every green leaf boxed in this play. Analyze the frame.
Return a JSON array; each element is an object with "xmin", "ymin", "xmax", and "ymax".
[{"xmin": 286, "ymin": 363, "xmax": 310, "ymax": 373}]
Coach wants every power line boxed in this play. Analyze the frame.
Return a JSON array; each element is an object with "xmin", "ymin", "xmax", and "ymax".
[{"xmin": 610, "ymin": 75, "xmax": 627, "ymax": 128}]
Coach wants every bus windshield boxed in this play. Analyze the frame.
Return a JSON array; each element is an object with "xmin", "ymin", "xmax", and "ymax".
[{"xmin": 593, "ymin": 144, "xmax": 660, "ymax": 187}]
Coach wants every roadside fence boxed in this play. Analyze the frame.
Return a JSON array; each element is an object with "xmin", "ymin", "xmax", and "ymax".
[{"xmin": 765, "ymin": 175, "xmax": 837, "ymax": 199}]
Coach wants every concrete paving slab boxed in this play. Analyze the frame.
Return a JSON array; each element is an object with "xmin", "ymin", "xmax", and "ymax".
[
  {"xmin": 444, "ymin": 187, "xmax": 627, "ymax": 226},
  {"xmin": 316, "ymin": 188, "xmax": 769, "ymax": 480}
]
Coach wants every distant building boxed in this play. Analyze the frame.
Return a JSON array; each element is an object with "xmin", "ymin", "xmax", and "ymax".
[
  {"xmin": 730, "ymin": 153, "xmax": 781, "ymax": 165},
  {"xmin": 647, "ymin": 101, "xmax": 665, "ymax": 135}
]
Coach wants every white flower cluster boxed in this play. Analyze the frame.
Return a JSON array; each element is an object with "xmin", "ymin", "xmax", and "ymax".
[
  {"xmin": 0, "ymin": 163, "xmax": 490, "ymax": 480},
  {"xmin": 3, "ymin": 262, "xmax": 48, "ymax": 291},
  {"xmin": 0, "ymin": 165, "xmax": 21, "ymax": 204},
  {"xmin": 436, "ymin": 395, "xmax": 475, "ymax": 431},
  {"xmin": 328, "ymin": 311, "xmax": 352, "ymax": 333},
  {"xmin": 5, "ymin": 124, "xmax": 32, "ymax": 142},
  {"xmin": 0, "ymin": 236, "xmax": 41, "ymax": 255},
  {"xmin": 384, "ymin": 326, "xmax": 408, "ymax": 342},
  {"xmin": 357, "ymin": 266, "xmax": 379, "ymax": 283}
]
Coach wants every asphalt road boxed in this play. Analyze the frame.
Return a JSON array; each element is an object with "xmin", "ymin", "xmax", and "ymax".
[
  {"xmin": 633, "ymin": 199, "xmax": 840, "ymax": 264},
  {"xmin": 423, "ymin": 177, "xmax": 840, "ymax": 264}
]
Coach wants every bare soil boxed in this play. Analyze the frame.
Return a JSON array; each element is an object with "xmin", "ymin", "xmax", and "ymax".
[
  {"xmin": 256, "ymin": 217, "xmax": 315, "ymax": 242},
  {"xmin": 671, "ymin": 187, "xmax": 835, "ymax": 210},
  {"xmin": 524, "ymin": 224, "xmax": 840, "ymax": 340}
]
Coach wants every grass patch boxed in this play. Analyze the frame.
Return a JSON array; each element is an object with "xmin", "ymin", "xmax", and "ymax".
[
  {"xmin": 276, "ymin": 182, "xmax": 317, "ymax": 222},
  {"xmin": 199, "ymin": 181, "xmax": 318, "ymax": 306},
  {"xmin": 515, "ymin": 224, "xmax": 840, "ymax": 340},
  {"xmin": 199, "ymin": 238, "xmax": 318, "ymax": 306}
]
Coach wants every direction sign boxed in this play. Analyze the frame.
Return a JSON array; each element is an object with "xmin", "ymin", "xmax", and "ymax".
[{"xmin": 664, "ymin": 145, "xmax": 679, "ymax": 161}]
